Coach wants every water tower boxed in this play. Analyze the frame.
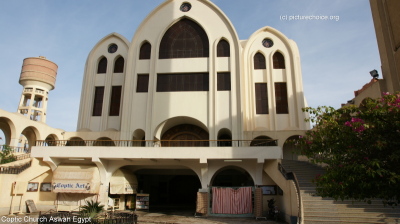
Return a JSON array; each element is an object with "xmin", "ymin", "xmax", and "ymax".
[{"xmin": 17, "ymin": 56, "xmax": 58, "ymax": 123}]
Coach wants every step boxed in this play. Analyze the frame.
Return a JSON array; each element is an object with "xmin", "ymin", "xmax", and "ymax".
[
  {"xmin": 282, "ymin": 165, "xmax": 324, "ymax": 170},
  {"xmin": 298, "ymin": 180, "xmax": 317, "ymax": 184},
  {"xmin": 303, "ymin": 206, "xmax": 394, "ymax": 212},
  {"xmin": 303, "ymin": 219, "xmax": 388, "ymax": 224},
  {"xmin": 283, "ymin": 168, "xmax": 323, "ymax": 172},
  {"xmin": 304, "ymin": 215, "xmax": 399, "ymax": 223},
  {"xmin": 304, "ymin": 210, "xmax": 400, "ymax": 217},
  {"xmin": 303, "ymin": 203, "xmax": 400, "ymax": 210},
  {"xmin": 281, "ymin": 160, "xmax": 400, "ymax": 224},
  {"xmin": 303, "ymin": 199, "xmax": 392, "ymax": 205},
  {"xmin": 301, "ymin": 196, "xmax": 395, "ymax": 206},
  {"xmin": 297, "ymin": 183, "xmax": 317, "ymax": 187}
]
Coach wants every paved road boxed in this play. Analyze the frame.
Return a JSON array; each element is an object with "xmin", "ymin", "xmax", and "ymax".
[{"xmin": 137, "ymin": 210, "xmax": 280, "ymax": 223}]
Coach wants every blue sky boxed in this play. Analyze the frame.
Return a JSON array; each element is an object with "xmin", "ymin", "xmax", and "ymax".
[{"xmin": 0, "ymin": 0, "xmax": 380, "ymax": 133}]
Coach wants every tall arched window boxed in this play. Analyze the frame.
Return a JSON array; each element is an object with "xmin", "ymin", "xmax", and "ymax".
[
  {"xmin": 113, "ymin": 56, "xmax": 124, "ymax": 73},
  {"xmin": 139, "ymin": 42, "xmax": 151, "ymax": 60},
  {"xmin": 159, "ymin": 18, "xmax": 209, "ymax": 59},
  {"xmin": 97, "ymin": 57, "xmax": 107, "ymax": 74},
  {"xmin": 273, "ymin": 52, "xmax": 285, "ymax": 69},
  {"xmin": 217, "ymin": 39, "xmax": 230, "ymax": 57},
  {"xmin": 254, "ymin": 53, "xmax": 266, "ymax": 69}
]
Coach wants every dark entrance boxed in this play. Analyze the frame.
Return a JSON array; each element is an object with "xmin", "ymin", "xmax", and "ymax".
[{"xmin": 135, "ymin": 169, "xmax": 201, "ymax": 211}]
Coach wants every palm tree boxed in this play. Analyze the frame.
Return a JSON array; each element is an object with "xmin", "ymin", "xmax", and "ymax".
[{"xmin": 80, "ymin": 200, "xmax": 104, "ymax": 218}]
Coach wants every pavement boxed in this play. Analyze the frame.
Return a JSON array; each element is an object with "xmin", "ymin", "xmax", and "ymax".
[
  {"xmin": 136, "ymin": 210, "xmax": 281, "ymax": 224},
  {"xmin": 0, "ymin": 210, "xmax": 282, "ymax": 224}
]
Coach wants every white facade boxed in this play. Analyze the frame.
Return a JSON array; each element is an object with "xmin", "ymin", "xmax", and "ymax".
[
  {"xmin": 77, "ymin": 0, "xmax": 308, "ymax": 140},
  {"xmin": 0, "ymin": 0, "xmax": 309, "ymax": 222}
]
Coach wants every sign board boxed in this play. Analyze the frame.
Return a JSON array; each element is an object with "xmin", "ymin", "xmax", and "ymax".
[
  {"xmin": 25, "ymin": 200, "xmax": 37, "ymax": 213},
  {"xmin": 52, "ymin": 182, "xmax": 93, "ymax": 193}
]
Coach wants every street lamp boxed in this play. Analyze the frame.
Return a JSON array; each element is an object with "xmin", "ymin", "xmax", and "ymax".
[{"xmin": 370, "ymin": 69, "xmax": 379, "ymax": 79}]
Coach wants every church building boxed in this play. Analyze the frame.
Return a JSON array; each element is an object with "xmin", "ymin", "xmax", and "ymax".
[{"xmin": 0, "ymin": 0, "xmax": 309, "ymax": 222}]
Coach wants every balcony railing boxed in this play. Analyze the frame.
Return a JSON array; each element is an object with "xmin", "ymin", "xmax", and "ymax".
[
  {"xmin": 0, "ymin": 160, "xmax": 32, "ymax": 174},
  {"xmin": 278, "ymin": 163, "xmax": 302, "ymax": 224},
  {"xmin": 0, "ymin": 145, "xmax": 30, "ymax": 154},
  {"xmin": 36, "ymin": 139, "xmax": 278, "ymax": 147}
]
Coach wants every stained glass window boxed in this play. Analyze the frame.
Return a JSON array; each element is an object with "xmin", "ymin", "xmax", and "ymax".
[{"xmin": 159, "ymin": 19, "xmax": 209, "ymax": 59}]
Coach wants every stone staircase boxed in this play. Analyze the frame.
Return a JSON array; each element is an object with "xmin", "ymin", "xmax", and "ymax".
[{"xmin": 281, "ymin": 160, "xmax": 400, "ymax": 224}]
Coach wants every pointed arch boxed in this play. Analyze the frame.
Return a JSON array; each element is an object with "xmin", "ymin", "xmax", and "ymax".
[
  {"xmin": 139, "ymin": 42, "xmax": 151, "ymax": 59},
  {"xmin": 273, "ymin": 51, "xmax": 285, "ymax": 69},
  {"xmin": 217, "ymin": 39, "xmax": 230, "ymax": 57},
  {"xmin": 254, "ymin": 52, "xmax": 266, "ymax": 69},
  {"xmin": 113, "ymin": 56, "xmax": 124, "ymax": 73},
  {"xmin": 97, "ymin": 57, "xmax": 107, "ymax": 74},
  {"xmin": 159, "ymin": 18, "xmax": 209, "ymax": 59}
]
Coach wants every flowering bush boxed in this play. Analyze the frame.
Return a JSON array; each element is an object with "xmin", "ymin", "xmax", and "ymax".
[{"xmin": 295, "ymin": 92, "xmax": 400, "ymax": 205}]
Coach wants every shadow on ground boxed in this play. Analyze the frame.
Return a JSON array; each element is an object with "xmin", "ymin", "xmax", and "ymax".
[{"xmin": 136, "ymin": 207, "xmax": 282, "ymax": 224}]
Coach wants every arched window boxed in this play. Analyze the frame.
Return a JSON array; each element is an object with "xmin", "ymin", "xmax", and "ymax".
[
  {"xmin": 217, "ymin": 39, "xmax": 230, "ymax": 57},
  {"xmin": 139, "ymin": 42, "xmax": 151, "ymax": 60},
  {"xmin": 273, "ymin": 52, "xmax": 285, "ymax": 69},
  {"xmin": 133, "ymin": 129, "xmax": 146, "ymax": 147},
  {"xmin": 94, "ymin": 137, "xmax": 115, "ymax": 146},
  {"xmin": 66, "ymin": 137, "xmax": 86, "ymax": 146},
  {"xmin": 217, "ymin": 128, "xmax": 232, "ymax": 147},
  {"xmin": 254, "ymin": 53, "xmax": 266, "ymax": 69},
  {"xmin": 113, "ymin": 57, "xmax": 124, "ymax": 73},
  {"xmin": 159, "ymin": 19, "xmax": 209, "ymax": 59},
  {"xmin": 97, "ymin": 57, "xmax": 107, "ymax": 74},
  {"xmin": 250, "ymin": 136, "xmax": 277, "ymax": 146},
  {"xmin": 161, "ymin": 124, "xmax": 209, "ymax": 147}
]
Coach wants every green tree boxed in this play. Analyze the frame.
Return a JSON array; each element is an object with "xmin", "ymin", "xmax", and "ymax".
[
  {"xmin": 0, "ymin": 145, "xmax": 16, "ymax": 164},
  {"xmin": 295, "ymin": 92, "xmax": 400, "ymax": 205}
]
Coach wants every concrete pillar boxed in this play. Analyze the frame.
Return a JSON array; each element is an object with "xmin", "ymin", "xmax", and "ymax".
[
  {"xmin": 92, "ymin": 157, "xmax": 110, "ymax": 209},
  {"xmin": 200, "ymin": 163, "xmax": 209, "ymax": 189},
  {"xmin": 254, "ymin": 162, "xmax": 264, "ymax": 185}
]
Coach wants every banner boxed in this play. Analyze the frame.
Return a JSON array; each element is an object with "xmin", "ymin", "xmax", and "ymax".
[{"xmin": 52, "ymin": 165, "xmax": 100, "ymax": 194}]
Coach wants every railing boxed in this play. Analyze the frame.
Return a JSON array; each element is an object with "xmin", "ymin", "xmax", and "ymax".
[
  {"xmin": 0, "ymin": 160, "xmax": 32, "ymax": 174},
  {"xmin": 36, "ymin": 139, "xmax": 278, "ymax": 147},
  {"xmin": 14, "ymin": 153, "xmax": 31, "ymax": 161},
  {"xmin": 0, "ymin": 145, "xmax": 30, "ymax": 154},
  {"xmin": 278, "ymin": 163, "xmax": 302, "ymax": 224}
]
